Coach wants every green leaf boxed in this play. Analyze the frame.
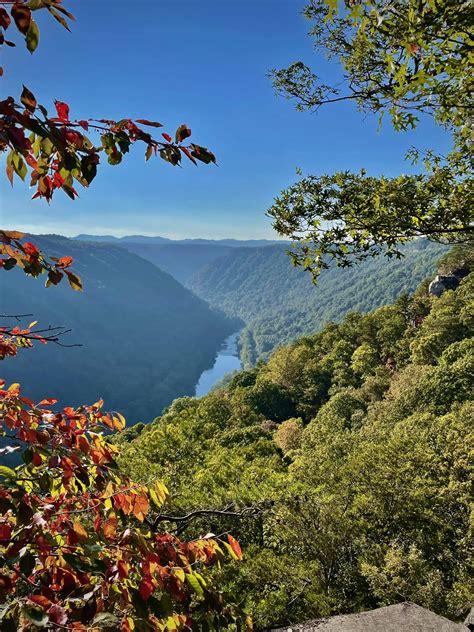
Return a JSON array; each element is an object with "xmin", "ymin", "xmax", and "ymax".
[
  {"xmin": 92, "ymin": 612, "xmax": 120, "ymax": 627},
  {"xmin": 21, "ymin": 607, "xmax": 48, "ymax": 627},
  {"xmin": 26, "ymin": 19, "xmax": 39, "ymax": 53},
  {"xmin": 0, "ymin": 466, "xmax": 16, "ymax": 479},
  {"xmin": 186, "ymin": 572, "xmax": 204, "ymax": 598},
  {"xmin": 19, "ymin": 550, "xmax": 36, "ymax": 576}
]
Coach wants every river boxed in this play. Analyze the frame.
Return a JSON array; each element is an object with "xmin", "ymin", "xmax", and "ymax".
[{"xmin": 195, "ymin": 331, "xmax": 242, "ymax": 397}]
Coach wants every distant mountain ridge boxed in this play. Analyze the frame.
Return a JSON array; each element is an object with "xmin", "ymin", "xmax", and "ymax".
[
  {"xmin": 1, "ymin": 235, "xmax": 236, "ymax": 422},
  {"xmin": 74, "ymin": 234, "xmax": 286, "ymax": 247}
]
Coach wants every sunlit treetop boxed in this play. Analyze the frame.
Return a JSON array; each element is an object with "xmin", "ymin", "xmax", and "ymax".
[{"xmin": 271, "ymin": 0, "xmax": 473, "ymax": 139}]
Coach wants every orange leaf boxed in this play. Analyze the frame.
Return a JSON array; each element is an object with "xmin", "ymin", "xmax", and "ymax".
[
  {"xmin": 227, "ymin": 535, "xmax": 242, "ymax": 560},
  {"xmin": 132, "ymin": 494, "xmax": 149, "ymax": 522},
  {"xmin": 56, "ymin": 256, "xmax": 73, "ymax": 268},
  {"xmin": 103, "ymin": 513, "xmax": 118, "ymax": 540},
  {"xmin": 28, "ymin": 595, "xmax": 52, "ymax": 610},
  {"xmin": 117, "ymin": 559, "xmax": 129, "ymax": 579},
  {"xmin": 72, "ymin": 521, "xmax": 88, "ymax": 542},
  {"xmin": 113, "ymin": 413, "xmax": 126, "ymax": 431},
  {"xmin": 38, "ymin": 398, "xmax": 58, "ymax": 406},
  {"xmin": 76, "ymin": 435, "xmax": 89, "ymax": 454}
]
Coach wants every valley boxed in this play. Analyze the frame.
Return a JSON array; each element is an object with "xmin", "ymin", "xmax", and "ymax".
[
  {"xmin": 9, "ymin": 235, "xmax": 448, "ymax": 412},
  {"xmin": 0, "ymin": 235, "xmax": 236, "ymax": 423}
]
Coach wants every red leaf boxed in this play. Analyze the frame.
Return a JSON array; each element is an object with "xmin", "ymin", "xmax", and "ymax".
[
  {"xmin": 78, "ymin": 120, "xmax": 89, "ymax": 130},
  {"xmin": 162, "ymin": 133, "xmax": 172, "ymax": 143},
  {"xmin": 0, "ymin": 523, "xmax": 12, "ymax": 542},
  {"xmin": 175, "ymin": 124, "xmax": 192, "ymax": 144},
  {"xmin": 136, "ymin": 119, "xmax": 163, "ymax": 128},
  {"xmin": 23, "ymin": 242, "xmax": 39, "ymax": 257},
  {"xmin": 181, "ymin": 146, "xmax": 197, "ymax": 166},
  {"xmin": 54, "ymin": 100, "xmax": 70, "ymax": 122},
  {"xmin": 0, "ymin": 8, "xmax": 11, "ymax": 30},
  {"xmin": 139, "ymin": 578, "xmax": 154, "ymax": 601},
  {"xmin": 11, "ymin": 4, "xmax": 31, "ymax": 35},
  {"xmin": 48, "ymin": 604, "xmax": 67, "ymax": 626}
]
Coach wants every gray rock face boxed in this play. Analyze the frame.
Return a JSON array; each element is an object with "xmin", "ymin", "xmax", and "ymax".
[
  {"xmin": 429, "ymin": 274, "xmax": 461, "ymax": 297},
  {"xmin": 270, "ymin": 602, "xmax": 467, "ymax": 631}
]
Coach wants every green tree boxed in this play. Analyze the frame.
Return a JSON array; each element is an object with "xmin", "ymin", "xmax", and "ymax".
[{"xmin": 267, "ymin": 0, "xmax": 473, "ymax": 281}]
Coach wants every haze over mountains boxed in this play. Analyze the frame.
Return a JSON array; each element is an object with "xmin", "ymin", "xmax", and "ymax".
[
  {"xmin": 75, "ymin": 233, "xmax": 447, "ymax": 367},
  {"xmin": 74, "ymin": 234, "xmax": 284, "ymax": 247}
]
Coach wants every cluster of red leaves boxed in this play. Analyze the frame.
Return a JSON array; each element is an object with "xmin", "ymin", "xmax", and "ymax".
[
  {"xmin": 0, "ymin": 320, "xmax": 48, "ymax": 360},
  {"xmin": 1, "ymin": 91, "xmax": 216, "ymax": 203},
  {"xmin": 0, "ymin": 230, "xmax": 82, "ymax": 290},
  {"xmin": 0, "ymin": 383, "xmax": 245, "ymax": 631}
]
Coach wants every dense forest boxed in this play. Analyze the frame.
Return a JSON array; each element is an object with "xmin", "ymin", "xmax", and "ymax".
[
  {"xmin": 118, "ymin": 248, "xmax": 473, "ymax": 628},
  {"xmin": 1, "ymin": 235, "xmax": 236, "ymax": 422},
  {"xmin": 188, "ymin": 240, "xmax": 447, "ymax": 365}
]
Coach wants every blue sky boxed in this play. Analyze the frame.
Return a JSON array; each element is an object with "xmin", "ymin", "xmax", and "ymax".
[{"xmin": 2, "ymin": 0, "xmax": 450, "ymax": 239}]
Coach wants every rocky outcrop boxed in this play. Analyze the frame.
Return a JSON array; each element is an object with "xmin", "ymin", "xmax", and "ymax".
[
  {"xmin": 428, "ymin": 269, "xmax": 469, "ymax": 297},
  {"xmin": 270, "ymin": 602, "xmax": 468, "ymax": 631}
]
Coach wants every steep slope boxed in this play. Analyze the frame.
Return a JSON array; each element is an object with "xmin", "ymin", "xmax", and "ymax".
[
  {"xmin": 122, "ymin": 243, "xmax": 234, "ymax": 284},
  {"xmin": 187, "ymin": 239, "xmax": 447, "ymax": 364},
  {"xmin": 0, "ymin": 235, "xmax": 235, "ymax": 422},
  {"xmin": 120, "ymin": 259, "xmax": 473, "ymax": 627},
  {"xmin": 74, "ymin": 235, "xmax": 289, "ymax": 284}
]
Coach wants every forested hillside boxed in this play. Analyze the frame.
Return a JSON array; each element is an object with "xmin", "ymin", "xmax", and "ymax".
[
  {"xmin": 188, "ymin": 240, "xmax": 447, "ymax": 365},
  {"xmin": 74, "ymin": 235, "xmax": 287, "ymax": 284},
  {"xmin": 0, "ymin": 235, "xmax": 235, "ymax": 422},
  {"xmin": 123, "ymin": 243, "xmax": 234, "ymax": 284},
  {"xmin": 119, "ymin": 251, "xmax": 473, "ymax": 628}
]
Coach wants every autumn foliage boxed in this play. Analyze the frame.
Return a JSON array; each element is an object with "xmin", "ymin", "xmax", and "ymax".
[
  {"xmin": 0, "ymin": 2, "xmax": 246, "ymax": 630},
  {"xmin": 0, "ymin": 383, "xmax": 245, "ymax": 630}
]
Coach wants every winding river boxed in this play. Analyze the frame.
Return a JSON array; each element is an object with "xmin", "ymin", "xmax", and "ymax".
[{"xmin": 195, "ymin": 331, "xmax": 242, "ymax": 397}]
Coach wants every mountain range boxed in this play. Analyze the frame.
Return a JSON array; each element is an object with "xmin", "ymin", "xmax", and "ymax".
[{"xmin": 2, "ymin": 233, "xmax": 448, "ymax": 424}]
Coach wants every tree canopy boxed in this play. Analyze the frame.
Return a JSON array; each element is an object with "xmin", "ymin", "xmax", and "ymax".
[
  {"xmin": 267, "ymin": 0, "xmax": 473, "ymax": 281},
  {"xmin": 120, "ymin": 256, "xmax": 474, "ymax": 626}
]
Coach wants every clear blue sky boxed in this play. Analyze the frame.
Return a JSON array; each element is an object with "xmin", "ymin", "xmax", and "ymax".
[{"xmin": 2, "ymin": 0, "xmax": 450, "ymax": 239}]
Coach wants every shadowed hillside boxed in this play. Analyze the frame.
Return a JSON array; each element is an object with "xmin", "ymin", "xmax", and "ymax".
[{"xmin": 0, "ymin": 235, "xmax": 236, "ymax": 422}]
